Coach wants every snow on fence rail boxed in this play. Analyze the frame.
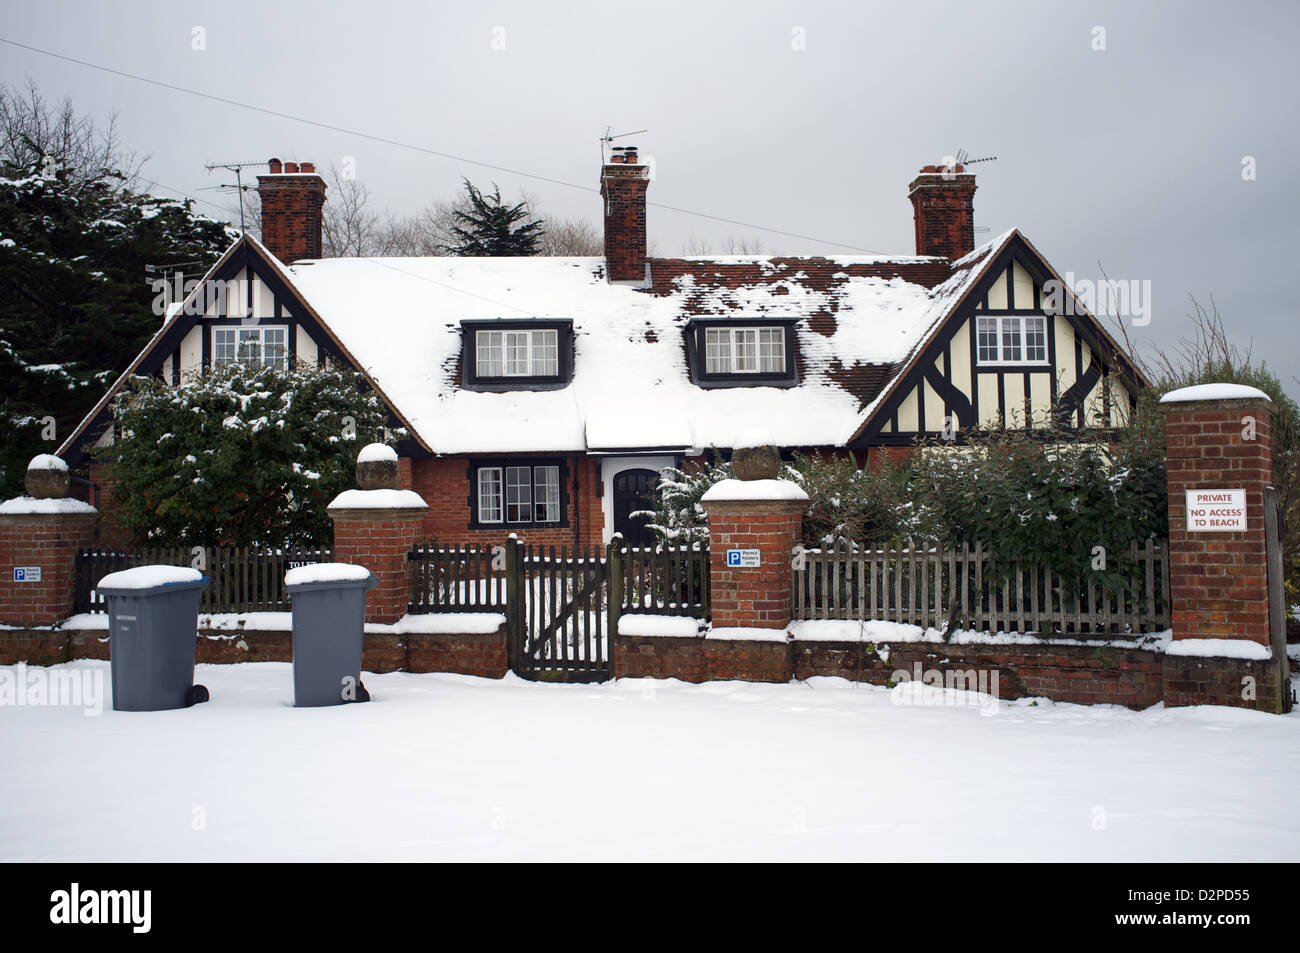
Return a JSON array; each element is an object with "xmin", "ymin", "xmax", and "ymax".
[
  {"xmin": 793, "ymin": 539, "xmax": 1172, "ymax": 636},
  {"xmin": 74, "ymin": 546, "xmax": 333, "ymax": 614}
]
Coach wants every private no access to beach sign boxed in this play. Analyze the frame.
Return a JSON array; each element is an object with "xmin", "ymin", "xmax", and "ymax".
[{"xmin": 1185, "ymin": 488, "xmax": 1247, "ymax": 532}]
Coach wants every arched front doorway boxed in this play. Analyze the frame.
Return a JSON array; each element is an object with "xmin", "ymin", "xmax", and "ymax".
[{"xmin": 612, "ymin": 468, "xmax": 659, "ymax": 547}]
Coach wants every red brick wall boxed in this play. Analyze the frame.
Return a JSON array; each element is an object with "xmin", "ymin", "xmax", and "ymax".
[
  {"xmin": 408, "ymin": 455, "xmax": 604, "ymax": 549},
  {"xmin": 86, "ymin": 462, "xmax": 131, "ymax": 549},
  {"xmin": 614, "ymin": 634, "xmax": 791, "ymax": 683},
  {"xmin": 601, "ymin": 159, "xmax": 649, "ymax": 281},
  {"xmin": 0, "ymin": 513, "xmax": 97, "ymax": 626},
  {"xmin": 616, "ymin": 634, "xmax": 707, "ymax": 681},
  {"xmin": 1162, "ymin": 397, "xmax": 1271, "ymax": 646},
  {"xmin": 256, "ymin": 170, "xmax": 326, "ymax": 264},
  {"xmin": 704, "ymin": 500, "xmax": 803, "ymax": 629},
  {"xmin": 408, "ymin": 628, "xmax": 507, "ymax": 679},
  {"xmin": 330, "ymin": 510, "xmax": 426, "ymax": 624},
  {"xmin": 908, "ymin": 171, "xmax": 976, "ymax": 260},
  {"xmin": 791, "ymin": 640, "xmax": 1165, "ymax": 708}
]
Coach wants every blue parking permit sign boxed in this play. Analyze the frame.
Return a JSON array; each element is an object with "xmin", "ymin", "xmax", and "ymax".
[
  {"xmin": 726, "ymin": 549, "xmax": 761, "ymax": 568},
  {"xmin": 14, "ymin": 566, "xmax": 42, "ymax": 582}
]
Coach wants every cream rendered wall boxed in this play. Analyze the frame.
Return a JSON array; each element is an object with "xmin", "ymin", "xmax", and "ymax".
[
  {"xmin": 296, "ymin": 326, "xmax": 318, "ymax": 367},
  {"xmin": 179, "ymin": 325, "xmax": 203, "ymax": 378},
  {"xmin": 1011, "ymin": 260, "xmax": 1035, "ymax": 309},
  {"xmin": 985, "ymin": 271, "xmax": 1008, "ymax": 309}
]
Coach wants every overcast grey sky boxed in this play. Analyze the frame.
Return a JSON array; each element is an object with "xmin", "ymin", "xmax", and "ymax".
[{"xmin": 3, "ymin": 0, "xmax": 1297, "ymax": 390}]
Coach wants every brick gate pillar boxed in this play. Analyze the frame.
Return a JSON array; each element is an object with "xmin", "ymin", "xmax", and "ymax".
[
  {"xmin": 699, "ymin": 443, "xmax": 807, "ymax": 682},
  {"xmin": 1159, "ymin": 384, "xmax": 1289, "ymax": 712},
  {"xmin": 0, "ymin": 455, "xmax": 98, "ymax": 627},
  {"xmin": 327, "ymin": 445, "xmax": 427, "ymax": 626}
]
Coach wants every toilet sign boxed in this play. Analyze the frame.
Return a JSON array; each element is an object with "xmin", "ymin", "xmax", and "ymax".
[
  {"xmin": 726, "ymin": 548, "xmax": 761, "ymax": 568},
  {"xmin": 1185, "ymin": 488, "xmax": 1247, "ymax": 532},
  {"xmin": 13, "ymin": 566, "xmax": 41, "ymax": 582}
]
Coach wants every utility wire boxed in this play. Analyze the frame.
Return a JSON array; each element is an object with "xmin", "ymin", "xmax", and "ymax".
[{"xmin": 0, "ymin": 35, "xmax": 891, "ymax": 255}]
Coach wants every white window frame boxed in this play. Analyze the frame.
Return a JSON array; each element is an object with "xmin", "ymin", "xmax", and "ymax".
[
  {"xmin": 476, "ymin": 328, "xmax": 559, "ymax": 378},
  {"xmin": 975, "ymin": 315, "xmax": 1048, "ymax": 366},
  {"xmin": 703, "ymin": 326, "xmax": 786, "ymax": 374},
  {"xmin": 476, "ymin": 463, "xmax": 562, "ymax": 526},
  {"xmin": 477, "ymin": 468, "xmax": 503, "ymax": 523},
  {"xmin": 213, "ymin": 325, "xmax": 289, "ymax": 370}
]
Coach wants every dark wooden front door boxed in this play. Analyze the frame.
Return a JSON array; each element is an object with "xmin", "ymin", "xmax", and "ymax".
[{"xmin": 613, "ymin": 469, "xmax": 658, "ymax": 547}]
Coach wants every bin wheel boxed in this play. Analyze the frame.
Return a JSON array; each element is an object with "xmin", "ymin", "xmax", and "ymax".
[
  {"xmin": 187, "ymin": 684, "xmax": 210, "ymax": 707},
  {"xmin": 356, "ymin": 680, "xmax": 370, "ymax": 703}
]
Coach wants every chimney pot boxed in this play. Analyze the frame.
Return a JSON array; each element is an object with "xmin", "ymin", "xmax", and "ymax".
[
  {"xmin": 267, "ymin": 157, "xmax": 282, "ymax": 174},
  {"xmin": 284, "ymin": 161, "xmax": 299, "ymax": 174},
  {"xmin": 300, "ymin": 161, "xmax": 315, "ymax": 173}
]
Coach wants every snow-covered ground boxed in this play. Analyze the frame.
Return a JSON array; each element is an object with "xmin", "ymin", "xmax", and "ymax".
[{"xmin": 3, "ymin": 661, "xmax": 1298, "ymax": 862}]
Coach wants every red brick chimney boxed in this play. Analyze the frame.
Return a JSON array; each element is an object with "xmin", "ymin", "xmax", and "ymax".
[
  {"xmin": 256, "ymin": 157, "xmax": 327, "ymax": 264},
  {"xmin": 907, "ymin": 163, "xmax": 977, "ymax": 260},
  {"xmin": 600, "ymin": 145, "xmax": 650, "ymax": 282}
]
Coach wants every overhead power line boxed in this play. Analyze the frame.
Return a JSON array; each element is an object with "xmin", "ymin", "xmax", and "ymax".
[{"xmin": 0, "ymin": 35, "xmax": 891, "ymax": 255}]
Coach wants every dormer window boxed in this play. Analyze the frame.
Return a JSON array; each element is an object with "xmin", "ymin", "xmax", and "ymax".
[
  {"xmin": 687, "ymin": 318, "xmax": 798, "ymax": 388},
  {"xmin": 476, "ymin": 328, "xmax": 558, "ymax": 377},
  {"xmin": 462, "ymin": 319, "xmax": 573, "ymax": 390},
  {"xmin": 704, "ymin": 327, "xmax": 786, "ymax": 374}
]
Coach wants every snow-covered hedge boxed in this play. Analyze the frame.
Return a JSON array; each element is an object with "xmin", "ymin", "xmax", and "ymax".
[{"xmin": 95, "ymin": 360, "xmax": 400, "ymax": 548}]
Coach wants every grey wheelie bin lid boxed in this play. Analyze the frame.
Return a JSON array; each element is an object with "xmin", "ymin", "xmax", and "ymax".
[
  {"xmin": 97, "ymin": 565, "xmax": 210, "ymax": 712},
  {"xmin": 285, "ymin": 563, "xmax": 378, "ymax": 707}
]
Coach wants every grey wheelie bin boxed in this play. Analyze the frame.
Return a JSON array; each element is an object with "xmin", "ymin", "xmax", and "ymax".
[
  {"xmin": 285, "ymin": 563, "xmax": 378, "ymax": 707},
  {"xmin": 97, "ymin": 565, "xmax": 210, "ymax": 712}
]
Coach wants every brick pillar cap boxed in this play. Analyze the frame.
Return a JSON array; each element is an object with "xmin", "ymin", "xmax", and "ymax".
[
  {"xmin": 1159, "ymin": 383, "xmax": 1271, "ymax": 406},
  {"xmin": 327, "ymin": 488, "xmax": 428, "ymax": 515},
  {"xmin": 0, "ymin": 497, "xmax": 97, "ymax": 516},
  {"xmin": 701, "ymin": 478, "xmax": 808, "ymax": 504}
]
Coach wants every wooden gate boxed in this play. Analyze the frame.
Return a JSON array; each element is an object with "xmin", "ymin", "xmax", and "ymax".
[{"xmin": 508, "ymin": 541, "xmax": 612, "ymax": 683}]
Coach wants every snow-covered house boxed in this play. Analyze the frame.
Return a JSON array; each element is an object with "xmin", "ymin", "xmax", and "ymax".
[{"xmin": 59, "ymin": 149, "xmax": 1144, "ymax": 548}]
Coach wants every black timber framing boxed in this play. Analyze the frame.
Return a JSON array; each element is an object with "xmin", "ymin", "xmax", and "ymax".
[
  {"xmin": 61, "ymin": 238, "xmax": 420, "ymax": 466},
  {"xmin": 851, "ymin": 233, "xmax": 1144, "ymax": 449}
]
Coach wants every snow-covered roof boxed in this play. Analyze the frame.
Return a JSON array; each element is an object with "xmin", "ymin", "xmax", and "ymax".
[{"xmin": 271, "ymin": 233, "xmax": 1006, "ymax": 454}]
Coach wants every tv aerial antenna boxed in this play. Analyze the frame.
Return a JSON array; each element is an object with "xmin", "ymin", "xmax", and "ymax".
[
  {"xmin": 952, "ymin": 148, "xmax": 998, "ymax": 167},
  {"xmin": 951, "ymin": 150, "xmax": 998, "ymax": 234},
  {"xmin": 600, "ymin": 126, "xmax": 648, "ymax": 164},
  {"xmin": 203, "ymin": 160, "xmax": 270, "ymax": 233}
]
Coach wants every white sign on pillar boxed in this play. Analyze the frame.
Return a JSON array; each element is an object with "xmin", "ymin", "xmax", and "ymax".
[{"xmin": 1185, "ymin": 488, "xmax": 1247, "ymax": 532}]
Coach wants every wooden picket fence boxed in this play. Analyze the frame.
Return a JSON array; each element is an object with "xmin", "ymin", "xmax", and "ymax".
[
  {"xmin": 793, "ymin": 538, "xmax": 1172, "ymax": 636},
  {"xmin": 409, "ymin": 540, "xmax": 709, "ymax": 619},
  {"xmin": 621, "ymin": 544, "xmax": 710, "ymax": 618},
  {"xmin": 407, "ymin": 544, "xmax": 507, "ymax": 613},
  {"xmin": 74, "ymin": 546, "xmax": 332, "ymax": 614}
]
